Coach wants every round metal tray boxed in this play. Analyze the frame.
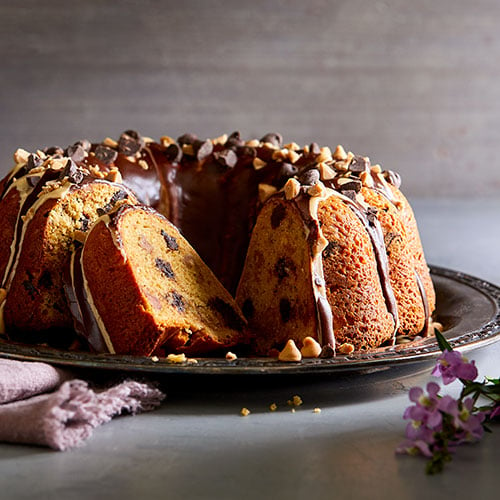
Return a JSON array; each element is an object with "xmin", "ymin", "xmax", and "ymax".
[{"xmin": 0, "ymin": 266, "xmax": 499, "ymax": 376}]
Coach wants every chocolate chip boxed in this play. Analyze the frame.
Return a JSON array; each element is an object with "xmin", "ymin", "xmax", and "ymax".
[
  {"xmin": 118, "ymin": 130, "xmax": 144, "ymax": 156},
  {"xmin": 242, "ymin": 298, "xmax": 254, "ymax": 319},
  {"xmin": 193, "ymin": 139, "xmax": 213, "ymax": 161},
  {"xmin": 161, "ymin": 229, "xmax": 179, "ymax": 251},
  {"xmin": 169, "ymin": 291, "xmax": 185, "ymax": 312},
  {"xmin": 177, "ymin": 133, "xmax": 198, "ymax": 145},
  {"xmin": 44, "ymin": 146, "xmax": 64, "ymax": 156},
  {"xmin": 75, "ymin": 139, "xmax": 91, "ymax": 152},
  {"xmin": 385, "ymin": 231, "xmax": 402, "ymax": 249},
  {"xmin": 225, "ymin": 131, "xmax": 244, "ymax": 149},
  {"xmin": 60, "ymin": 159, "xmax": 84, "ymax": 184},
  {"xmin": 319, "ymin": 344, "xmax": 335, "ymax": 358},
  {"xmin": 214, "ymin": 149, "xmax": 238, "ymax": 168},
  {"xmin": 275, "ymin": 257, "xmax": 296, "ymax": 281},
  {"xmin": 240, "ymin": 146, "xmax": 257, "ymax": 158},
  {"xmin": 278, "ymin": 162, "xmax": 298, "ymax": 185},
  {"xmin": 271, "ymin": 204, "xmax": 286, "ymax": 229},
  {"xmin": 339, "ymin": 179, "xmax": 362, "ymax": 193},
  {"xmin": 309, "ymin": 142, "xmax": 321, "ymax": 155},
  {"xmin": 208, "ymin": 297, "xmax": 245, "ymax": 330},
  {"xmin": 279, "ymin": 298, "xmax": 292, "ymax": 323},
  {"xmin": 155, "ymin": 258, "xmax": 175, "ymax": 279},
  {"xmin": 298, "ymin": 168, "xmax": 320, "ymax": 186},
  {"xmin": 95, "ymin": 145, "xmax": 118, "ymax": 165},
  {"xmin": 66, "ymin": 144, "xmax": 86, "ymax": 163},
  {"xmin": 349, "ymin": 155, "xmax": 369, "ymax": 173},
  {"xmin": 260, "ymin": 132, "xmax": 283, "ymax": 148},
  {"xmin": 165, "ymin": 143, "xmax": 182, "ymax": 162},
  {"xmin": 18, "ymin": 154, "xmax": 42, "ymax": 178}
]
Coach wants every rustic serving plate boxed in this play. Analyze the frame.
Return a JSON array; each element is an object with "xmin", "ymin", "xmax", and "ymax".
[{"xmin": 0, "ymin": 266, "xmax": 499, "ymax": 377}]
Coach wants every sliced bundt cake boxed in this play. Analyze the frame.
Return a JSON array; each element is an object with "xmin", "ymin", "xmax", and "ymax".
[{"xmin": 66, "ymin": 205, "xmax": 247, "ymax": 356}]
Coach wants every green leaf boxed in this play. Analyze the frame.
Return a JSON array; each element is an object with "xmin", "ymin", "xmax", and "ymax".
[{"xmin": 434, "ymin": 328, "xmax": 453, "ymax": 352}]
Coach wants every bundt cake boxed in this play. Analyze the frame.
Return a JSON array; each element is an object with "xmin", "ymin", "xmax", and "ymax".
[{"xmin": 0, "ymin": 131, "xmax": 435, "ymax": 357}]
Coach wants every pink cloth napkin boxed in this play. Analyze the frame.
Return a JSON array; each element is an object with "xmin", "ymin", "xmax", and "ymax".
[{"xmin": 0, "ymin": 358, "xmax": 165, "ymax": 451}]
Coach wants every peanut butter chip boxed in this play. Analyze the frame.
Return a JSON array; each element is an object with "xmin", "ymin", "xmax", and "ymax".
[
  {"xmin": 166, "ymin": 353, "xmax": 187, "ymax": 363},
  {"xmin": 300, "ymin": 337, "xmax": 322, "ymax": 358},
  {"xmin": 240, "ymin": 407, "xmax": 251, "ymax": 417},
  {"xmin": 338, "ymin": 343, "xmax": 355, "ymax": 355},
  {"xmin": 225, "ymin": 351, "xmax": 237, "ymax": 361},
  {"xmin": 160, "ymin": 136, "xmax": 176, "ymax": 147},
  {"xmin": 151, "ymin": 356, "xmax": 159, "ymax": 363},
  {"xmin": 253, "ymin": 157, "xmax": 267, "ymax": 170},
  {"xmin": 14, "ymin": 148, "xmax": 31, "ymax": 165},
  {"xmin": 333, "ymin": 145, "xmax": 347, "ymax": 161},
  {"xmin": 269, "ymin": 403, "xmax": 278, "ymax": 412},
  {"xmin": 278, "ymin": 339, "xmax": 302, "ymax": 362},
  {"xmin": 313, "ymin": 408, "xmax": 322, "ymax": 414},
  {"xmin": 284, "ymin": 178, "xmax": 301, "ymax": 200}
]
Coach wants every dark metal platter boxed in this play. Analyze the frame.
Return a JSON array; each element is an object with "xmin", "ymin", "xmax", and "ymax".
[{"xmin": 0, "ymin": 266, "xmax": 499, "ymax": 377}]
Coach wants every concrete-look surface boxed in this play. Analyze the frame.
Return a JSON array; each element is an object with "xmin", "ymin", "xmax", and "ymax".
[{"xmin": 0, "ymin": 200, "xmax": 498, "ymax": 500}]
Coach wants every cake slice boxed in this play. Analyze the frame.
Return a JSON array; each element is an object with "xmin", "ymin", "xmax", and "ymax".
[{"xmin": 67, "ymin": 205, "xmax": 247, "ymax": 356}]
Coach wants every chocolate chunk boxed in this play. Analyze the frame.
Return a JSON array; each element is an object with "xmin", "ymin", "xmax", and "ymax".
[
  {"xmin": 270, "ymin": 204, "xmax": 287, "ymax": 229},
  {"xmin": 225, "ymin": 131, "xmax": 245, "ymax": 149},
  {"xmin": 240, "ymin": 146, "xmax": 257, "ymax": 158},
  {"xmin": 155, "ymin": 258, "xmax": 175, "ymax": 279},
  {"xmin": 278, "ymin": 162, "xmax": 298, "ymax": 185},
  {"xmin": 309, "ymin": 142, "xmax": 321, "ymax": 155},
  {"xmin": 298, "ymin": 168, "xmax": 320, "ymax": 186},
  {"xmin": 96, "ymin": 190, "xmax": 129, "ymax": 216},
  {"xmin": 366, "ymin": 207, "xmax": 378, "ymax": 225},
  {"xmin": 18, "ymin": 154, "xmax": 42, "ymax": 178},
  {"xmin": 165, "ymin": 143, "xmax": 182, "ymax": 162},
  {"xmin": 95, "ymin": 145, "xmax": 118, "ymax": 165},
  {"xmin": 66, "ymin": 143, "xmax": 86, "ymax": 163},
  {"xmin": 22, "ymin": 280, "xmax": 38, "ymax": 299},
  {"xmin": 385, "ymin": 170, "xmax": 402, "ymax": 189},
  {"xmin": 275, "ymin": 257, "xmax": 296, "ymax": 281},
  {"xmin": 169, "ymin": 291, "xmax": 185, "ymax": 312},
  {"xmin": 75, "ymin": 139, "xmax": 91, "ymax": 152},
  {"xmin": 260, "ymin": 132, "xmax": 283, "ymax": 148},
  {"xmin": 323, "ymin": 240, "xmax": 340, "ymax": 258},
  {"xmin": 214, "ymin": 149, "xmax": 238, "ymax": 168},
  {"xmin": 349, "ymin": 155, "xmax": 369, "ymax": 173},
  {"xmin": 60, "ymin": 159, "xmax": 84, "ymax": 184},
  {"xmin": 279, "ymin": 298, "xmax": 292, "ymax": 323},
  {"xmin": 193, "ymin": 139, "xmax": 213, "ymax": 161},
  {"xmin": 79, "ymin": 215, "xmax": 90, "ymax": 231},
  {"xmin": 242, "ymin": 298, "xmax": 254, "ymax": 319},
  {"xmin": 118, "ymin": 130, "xmax": 144, "ymax": 156},
  {"xmin": 341, "ymin": 190, "xmax": 357, "ymax": 201},
  {"xmin": 208, "ymin": 297, "xmax": 245, "ymax": 330},
  {"xmin": 339, "ymin": 179, "xmax": 362, "ymax": 193},
  {"xmin": 319, "ymin": 344, "xmax": 335, "ymax": 358},
  {"xmin": 177, "ymin": 133, "xmax": 198, "ymax": 145},
  {"xmin": 39, "ymin": 270, "xmax": 53, "ymax": 289},
  {"xmin": 27, "ymin": 175, "xmax": 41, "ymax": 187},
  {"xmin": 161, "ymin": 229, "xmax": 179, "ymax": 251},
  {"xmin": 44, "ymin": 146, "xmax": 64, "ymax": 156}
]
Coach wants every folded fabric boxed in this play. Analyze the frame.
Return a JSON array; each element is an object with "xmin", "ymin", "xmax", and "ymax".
[{"xmin": 0, "ymin": 359, "xmax": 165, "ymax": 450}]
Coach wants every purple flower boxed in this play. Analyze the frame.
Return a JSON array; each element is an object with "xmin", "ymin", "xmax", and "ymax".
[
  {"xmin": 490, "ymin": 404, "xmax": 500, "ymax": 420},
  {"xmin": 431, "ymin": 350, "xmax": 478, "ymax": 384},
  {"xmin": 439, "ymin": 396, "xmax": 485, "ymax": 442},
  {"xmin": 396, "ymin": 439, "xmax": 433, "ymax": 458}
]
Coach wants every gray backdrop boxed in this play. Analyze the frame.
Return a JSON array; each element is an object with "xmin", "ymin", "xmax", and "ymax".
[{"xmin": 1, "ymin": 0, "xmax": 499, "ymax": 197}]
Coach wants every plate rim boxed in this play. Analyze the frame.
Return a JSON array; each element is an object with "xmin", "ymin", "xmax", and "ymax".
[{"xmin": 0, "ymin": 265, "xmax": 499, "ymax": 376}]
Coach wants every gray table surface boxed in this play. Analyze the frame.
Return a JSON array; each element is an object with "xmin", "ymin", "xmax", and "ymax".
[{"xmin": 0, "ymin": 198, "xmax": 499, "ymax": 500}]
